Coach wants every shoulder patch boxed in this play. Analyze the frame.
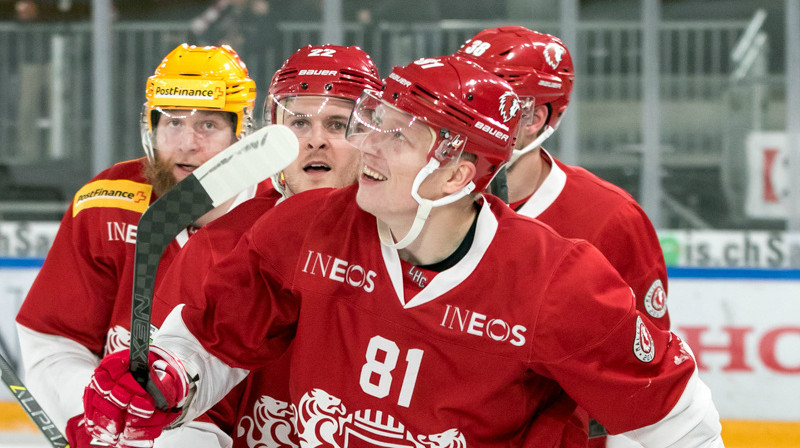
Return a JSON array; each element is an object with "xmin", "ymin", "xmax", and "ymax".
[
  {"xmin": 633, "ymin": 315, "xmax": 655, "ymax": 363},
  {"xmin": 73, "ymin": 179, "xmax": 152, "ymax": 217},
  {"xmin": 644, "ymin": 279, "xmax": 667, "ymax": 318}
]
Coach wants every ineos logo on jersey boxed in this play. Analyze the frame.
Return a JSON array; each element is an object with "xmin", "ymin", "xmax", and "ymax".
[
  {"xmin": 440, "ymin": 304, "xmax": 527, "ymax": 346},
  {"xmin": 107, "ymin": 221, "xmax": 137, "ymax": 244},
  {"xmin": 302, "ymin": 250, "xmax": 377, "ymax": 292}
]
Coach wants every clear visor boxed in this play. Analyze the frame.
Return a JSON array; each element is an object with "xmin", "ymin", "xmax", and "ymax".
[
  {"xmin": 345, "ymin": 90, "xmax": 440, "ymax": 156},
  {"xmin": 140, "ymin": 105, "xmax": 236, "ymax": 160},
  {"xmin": 271, "ymin": 95, "xmax": 354, "ymax": 139}
]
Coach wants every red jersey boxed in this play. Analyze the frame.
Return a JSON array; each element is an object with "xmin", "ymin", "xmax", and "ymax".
[
  {"xmin": 516, "ymin": 151, "xmax": 669, "ymax": 330},
  {"xmin": 17, "ymin": 158, "xmax": 176, "ymax": 355},
  {"xmin": 514, "ymin": 151, "xmax": 670, "ymax": 447},
  {"xmin": 15, "ymin": 158, "xmax": 272, "ymax": 434},
  {"xmin": 517, "ymin": 150, "xmax": 669, "ymax": 330},
  {"xmin": 151, "ymin": 187, "xmax": 298, "ymax": 447},
  {"xmin": 178, "ymin": 186, "xmax": 701, "ymax": 447}
]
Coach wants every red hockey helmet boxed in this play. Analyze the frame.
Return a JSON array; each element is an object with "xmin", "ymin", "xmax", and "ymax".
[
  {"xmin": 455, "ymin": 26, "xmax": 574, "ymax": 132},
  {"xmin": 264, "ymin": 44, "xmax": 382, "ymax": 125},
  {"xmin": 377, "ymin": 55, "xmax": 521, "ymax": 192}
]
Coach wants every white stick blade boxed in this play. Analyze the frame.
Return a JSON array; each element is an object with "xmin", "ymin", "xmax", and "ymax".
[{"xmin": 192, "ymin": 124, "xmax": 299, "ymax": 206}]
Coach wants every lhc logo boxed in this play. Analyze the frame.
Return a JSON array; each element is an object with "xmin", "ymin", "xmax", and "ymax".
[
  {"xmin": 634, "ymin": 316, "xmax": 655, "ymax": 363},
  {"xmin": 644, "ymin": 279, "xmax": 668, "ymax": 318}
]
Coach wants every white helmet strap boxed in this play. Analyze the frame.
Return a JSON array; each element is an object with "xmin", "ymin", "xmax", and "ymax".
[
  {"xmin": 378, "ymin": 158, "xmax": 476, "ymax": 250},
  {"xmin": 509, "ymin": 124, "xmax": 554, "ymax": 167}
]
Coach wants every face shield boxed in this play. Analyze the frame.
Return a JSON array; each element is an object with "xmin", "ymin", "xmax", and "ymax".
[
  {"xmin": 509, "ymin": 96, "xmax": 555, "ymax": 167},
  {"xmin": 346, "ymin": 90, "xmax": 469, "ymax": 163},
  {"xmin": 264, "ymin": 95, "xmax": 357, "ymax": 197},
  {"xmin": 271, "ymin": 95, "xmax": 354, "ymax": 139},
  {"xmin": 345, "ymin": 90, "xmax": 476, "ymax": 250},
  {"xmin": 140, "ymin": 105, "xmax": 236, "ymax": 162}
]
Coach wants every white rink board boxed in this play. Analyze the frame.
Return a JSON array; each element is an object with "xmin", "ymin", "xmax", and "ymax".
[
  {"xmin": 668, "ymin": 268, "xmax": 800, "ymax": 421},
  {"xmin": 0, "ymin": 265, "xmax": 40, "ymax": 402}
]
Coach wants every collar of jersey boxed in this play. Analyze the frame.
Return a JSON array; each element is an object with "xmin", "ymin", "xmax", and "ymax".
[
  {"xmin": 515, "ymin": 148, "xmax": 567, "ymax": 219},
  {"xmin": 380, "ymin": 197, "xmax": 498, "ymax": 309}
]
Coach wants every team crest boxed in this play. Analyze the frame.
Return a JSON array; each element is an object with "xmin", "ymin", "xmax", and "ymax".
[
  {"xmin": 499, "ymin": 91, "xmax": 520, "ymax": 123},
  {"xmin": 543, "ymin": 42, "xmax": 566, "ymax": 70},
  {"xmin": 633, "ymin": 316, "xmax": 655, "ymax": 363},
  {"xmin": 103, "ymin": 324, "xmax": 157, "ymax": 356},
  {"xmin": 296, "ymin": 388, "xmax": 467, "ymax": 447},
  {"xmin": 644, "ymin": 279, "xmax": 667, "ymax": 318},
  {"xmin": 237, "ymin": 395, "xmax": 298, "ymax": 447}
]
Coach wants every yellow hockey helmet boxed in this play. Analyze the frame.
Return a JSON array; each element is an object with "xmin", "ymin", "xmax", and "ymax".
[{"xmin": 141, "ymin": 44, "xmax": 256, "ymax": 160}]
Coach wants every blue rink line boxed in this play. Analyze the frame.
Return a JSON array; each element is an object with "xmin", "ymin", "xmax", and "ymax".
[
  {"xmin": 0, "ymin": 258, "xmax": 45, "ymax": 268},
  {"xmin": 668, "ymin": 266, "xmax": 800, "ymax": 279}
]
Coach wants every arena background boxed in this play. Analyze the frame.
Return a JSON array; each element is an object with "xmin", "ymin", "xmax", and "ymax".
[{"xmin": 1, "ymin": 0, "xmax": 799, "ymax": 447}]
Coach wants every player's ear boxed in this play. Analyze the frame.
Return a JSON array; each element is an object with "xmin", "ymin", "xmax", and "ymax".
[
  {"xmin": 442, "ymin": 155, "xmax": 477, "ymax": 195},
  {"xmin": 525, "ymin": 104, "xmax": 549, "ymax": 135}
]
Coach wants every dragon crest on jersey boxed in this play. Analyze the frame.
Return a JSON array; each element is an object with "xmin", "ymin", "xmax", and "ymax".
[
  {"xmin": 296, "ymin": 388, "xmax": 467, "ymax": 447},
  {"xmin": 237, "ymin": 395, "xmax": 297, "ymax": 447}
]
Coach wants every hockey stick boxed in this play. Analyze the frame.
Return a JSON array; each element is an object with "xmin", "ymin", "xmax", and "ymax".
[
  {"xmin": 130, "ymin": 124, "xmax": 298, "ymax": 409},
  {"xmin": 0, "ymin": 352, "xmax": 70, "ymax": 448}
]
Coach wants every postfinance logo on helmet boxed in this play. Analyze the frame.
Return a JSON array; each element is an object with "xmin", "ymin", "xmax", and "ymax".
[{"xmin": 150, "ymin": 78, "xmax": 227, "ymax": 108}]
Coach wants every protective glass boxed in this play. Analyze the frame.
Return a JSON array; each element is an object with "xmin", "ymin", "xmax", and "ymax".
[
  {"xmin": 345, "ymin": 90, "xmax": 440, "ymax": 157},
  {"xmin": 270, "ymin": 95, "xmax": 353, "ymax": 139},
  {"xmin": 155, "ymin": 109, "xmax": 234, "ymax": 141}
]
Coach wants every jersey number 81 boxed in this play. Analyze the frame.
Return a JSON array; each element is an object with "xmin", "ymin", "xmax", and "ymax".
[{"xmin": 359, "ymin": 335, "xmax": 423, "ymax": 408}]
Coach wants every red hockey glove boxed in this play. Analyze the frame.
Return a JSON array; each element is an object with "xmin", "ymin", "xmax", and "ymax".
[
  {"xmin": 66, "ymin": 414, "xmax": 98, "ymax": 448},
  {"xmin": 83, "ymin": 346, "xmax": 190, "ymax": 448}
]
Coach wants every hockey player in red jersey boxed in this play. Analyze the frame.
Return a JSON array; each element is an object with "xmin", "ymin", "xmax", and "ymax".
[
  {"xmin": 15, "ymin": 44, "xmax": 260, "ymax": 447},
  {"xmin": 80, "ymin": 56, "xmax": 723, "ymax": 448},
  {"xmin": 149, "ymin": 44, "xmax": 382, "ymax": 448},
  {"xmin": 456, "ymin": 26, "xmax": 672, "ymax": 447}
]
